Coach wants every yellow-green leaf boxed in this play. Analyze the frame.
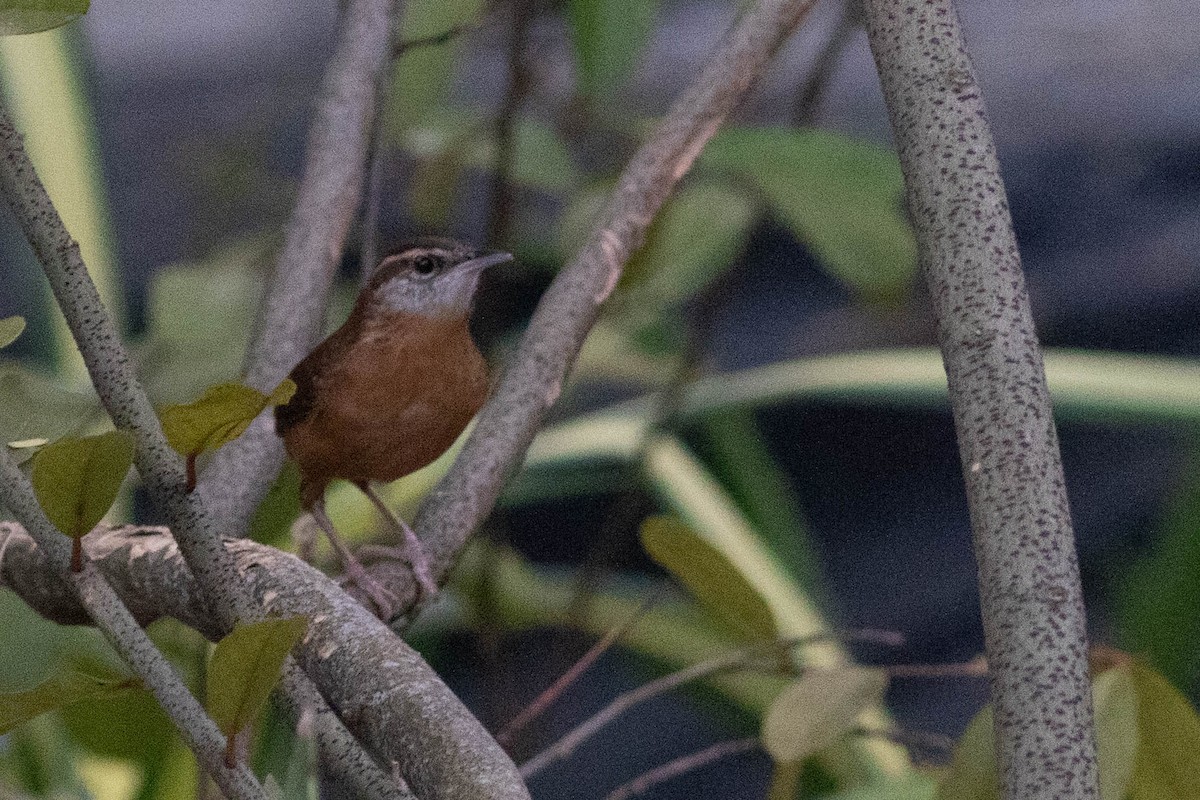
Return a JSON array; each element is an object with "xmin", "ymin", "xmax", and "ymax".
[
  {"xmin": 1128, "ymin": 661, "xmax": 1200, "ymax": 798},
  {"xmin": 1095, "ymin": 666, "xmax": 1138, "ymax": 800},
  {"xmin": 31, "ymin": 431, "xmax": 135, "ymax": 538},
  {"xmin": 761, "ymin": 667, "xmax": 888, "ymax": 763},
  {"xmin": 0, "ymin": 668, "xmax": 135, "ymax": 734},
  {"xmin": 640, "ymin": 515, "xmax": 777, "ymax": 640},
  {"xmin": 0, "ymin": 0, "xmax": 88, "ymax": 36},
  {"xmin": 206, "ymin": 617, "xmax": 308, "ymax": 739},
  {"xmin": 0, "ymin": 316, "xmax": 25, "ymax": 348},
  {"xmin": 160, "ymin": 380, "xmax": 295, "ymax": 457}
]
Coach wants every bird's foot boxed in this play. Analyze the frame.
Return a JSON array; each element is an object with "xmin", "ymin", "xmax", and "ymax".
[
  {"xmin": 336, "ymin": 553, "xmax": 402, "ymax": 619},
  {"xmin": 307, "ymin": 503, "xmax": 400, "ymax": 619},
  {"xmin": 356, "ymin": 484, "xmax": 440, "ymax": 603},
  {"xmin": 358, "ymin": 538, "xmax": 439, "ymax": 603}
]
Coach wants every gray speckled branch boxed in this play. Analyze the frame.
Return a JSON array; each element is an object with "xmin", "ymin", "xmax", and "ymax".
[
  {"xmin": 862, "ymin": 1, "xmax": 1098, "ymax": 798},
  {"xmin": 198, "ymin": 0, "xmax": 402, "ymax": 536},
  {"xmin": 411, "ymin": 0, "xmax": 819, "ymax": 605},
  {"xmin": 0, "ymin": 453, "xmax": 266, "ymax": 800}
]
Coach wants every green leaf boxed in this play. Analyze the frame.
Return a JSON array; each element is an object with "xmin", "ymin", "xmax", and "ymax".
[
  {"xmin": 761, "ymin": 667, "xmax": 888, "ymax": 763},
  {"xmin": 141, "ymin": 240, "xmax": 268, "ymax": 404},
  {"xmin": 703, "ymin": 127, "xmax": 917, "ymax": 301},
  {"xmin": 0, "ymin": 0, "xmax": 88, "ymax": 36},
  {"xmin": 0, "ymin": 315, "xmax": 25, "ymax": 348},
  {"xmin": 567, "ymin": 0, "xmax": 659, "ymax": 101},
  {"xmin": 640, "ymin": 515, "xmax": 777, "ymax": 640},
  {"xmin": 160, "ymin": 380, "xmax": 296, "ymax": 457},
  {"xmin": 0, "ymin": 365, "xmax": 99, "ymax": 447},
  {"xmin": 1128, "ymin": 661, "xmax": 1200, "ymax": 798},
  {"xmin": 935, "ymin": 705, "xmax": 997, "ymax": 800},
  {"xmin": 1094, "ymin": 666, "xmax": 1138, "ymax": 800},
  {"xmin": 621, "ymin": 181, "xmax": 755, "ymax": 306},
  {"xmin": 819, "ymin": 776, "xmax": 938, "ymax": 800},
  {"xmin": 206, "ymin": 617, "xmax": 309, "ymax": 739},
  {"xmin": 696, "ymin": 409, "xmax": 829, "ymax": 608},
  {"xmin": 389, "ymin": 0, "xmax": 483, "ymax": 129},
  {"xmin": 31, "ymin": 431, "xmax": 135, "ymax": 539},
  {"xmin": 0, "ymin": 668, "xmax": 135, "ymax": 734}
]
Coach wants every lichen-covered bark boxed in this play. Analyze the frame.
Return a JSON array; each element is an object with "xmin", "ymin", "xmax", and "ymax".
[{"xmin": 861, "ymin": 1, "xmax": 1099, "ymax": 798}]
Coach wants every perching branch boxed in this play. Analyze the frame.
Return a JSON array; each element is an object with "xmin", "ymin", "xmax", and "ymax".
[
  {"xmin": 861, "ymin": 2, "xmax": 1099, "ymax": 798},
  {"xmin": 197, "ymin": 0, "xmax": 403, "ymax": 536},
  {"xmin": 0, "ymin": 523, "xmax": 530, "ymax": 800},
  {"xmin": 411, "ymin": 0, "xmax": 821, "ymax": 607},
  {"xmin": 0, "ymin": 454, "xmax": 266, "ymax": 800},
  {"xmin": 0, "ymin": 30, "xmax": 526, "ymax": 795}
]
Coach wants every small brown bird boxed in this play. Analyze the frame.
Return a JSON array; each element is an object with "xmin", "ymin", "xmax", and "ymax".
[{"xmin": 275, "ymin": 238, "xmax": 511, "ymax": 614}]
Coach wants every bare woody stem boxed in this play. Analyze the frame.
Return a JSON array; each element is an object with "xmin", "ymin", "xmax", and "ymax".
[
  {"xmin": 197, "ymin": 0, "xmax": 403, "ymax": 536},
  {"xmin": 861, "ymin": 1, "xmax": 1099, "ymax": 798},
  {"xmin": 415, "ymin": 0, "xmax": 821, "ymax": 598},
  {"xmin": 0, "ymin": 451, "xmax": 266, "ymax": 800}
]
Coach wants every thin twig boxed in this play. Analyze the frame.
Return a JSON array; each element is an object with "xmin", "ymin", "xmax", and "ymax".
[
  {"xmin": 791, "ymin": 0, "xmax": 860, "ymax": 125},
  {"xmin": 0, "ymin": 99, "xmax": 246, "ymax": 623},
  {"xmin": 495, "ymin": 586, "xmax": 665, "ymax": 747},
  {"xmin": 394, "ymin": 24, "xmax": 476, "ymax": 57},
  {"xmin": 196, "ymin": 0, "xmax": 404, "ymax": 537},
  {"xmin": 885, "ymin": 657, "xmax": 988, "ymax": 679},
  {"xmin": 602, "ymin": 738, "xmax": 760, "ymax": 800},
  {"xmin": 518, "ymin": 630, "xmax": 897, "ymax": 780},
  {"xmin": 487, "ymin": 0, "xmax": 537, "ymax": 246},
  {"xmin": 0, "ymin": 450, "xmax": 266, "ymax": 800},
  {"xmin": 856, "ymin": 725, "xmax": 958, "ymax": 756},
  {"xmin": 863, "ymin": 1, "xmax": 1099, "ymax": 797},
  {"xmin": 413, "ymin": 0, "xmax": 821, "ymax": 612}
]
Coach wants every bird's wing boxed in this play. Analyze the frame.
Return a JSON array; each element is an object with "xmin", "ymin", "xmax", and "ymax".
[{"xmin": 274, "ymin": 356, "xmax": 320, "ymax": 437}]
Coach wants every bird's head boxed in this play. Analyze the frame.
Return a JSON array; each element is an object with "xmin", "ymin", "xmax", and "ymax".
[{"xmin": 364, "ymin": 237, "xmax": 512, "ymax": 318}]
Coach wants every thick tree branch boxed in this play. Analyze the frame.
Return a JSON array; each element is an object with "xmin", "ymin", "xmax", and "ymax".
[
  {"xmin": 0, "ymin": 523, "xmax": 529, "ymax": 800},
  {"xmin": 410, "ymin": 0, "xmax": 820, "ymax": 608},
  {"xmin": 862, "ymin": 2, "xmax": 1099, "ymax": 798},
  {"xmin": 0, "ymin": 456, "xmax": 265, "ymax": 800},
  {"xmin": 197, "ymin": 0, "xmax": 402, "ymax": 536}
]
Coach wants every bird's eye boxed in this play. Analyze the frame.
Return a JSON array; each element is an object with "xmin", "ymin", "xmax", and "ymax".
[{"xmin": 412, "ymin": 255, "xmax": 437, "ymax": 276}]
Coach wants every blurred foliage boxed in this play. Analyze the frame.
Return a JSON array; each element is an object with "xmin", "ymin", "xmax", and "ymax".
[
  {"xmin": 2, "ymin": 0, "xmax": 1200, "ymax": 797},
  {"xmin": 0, "ymin": 0, "xmax": 88, "ymax": 36}
]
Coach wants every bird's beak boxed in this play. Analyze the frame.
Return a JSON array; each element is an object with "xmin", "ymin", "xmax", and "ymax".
[{"xmin": 459, "ymin": 250, "xmax": 513, "ymax": 274}]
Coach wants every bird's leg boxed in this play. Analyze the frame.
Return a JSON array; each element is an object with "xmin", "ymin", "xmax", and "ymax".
[
  {"xmin": 308, "ymin": 500, "xmax": 399, "ymax": 618},
  {"xmin": 356, "ymin": 482, "xmax": 439, "ymax": 601}
]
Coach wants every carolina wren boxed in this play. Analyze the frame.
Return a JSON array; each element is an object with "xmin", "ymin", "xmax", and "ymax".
[{"xmin": 275, "ymin": 238, "xmax": 511, "ymax": 614}]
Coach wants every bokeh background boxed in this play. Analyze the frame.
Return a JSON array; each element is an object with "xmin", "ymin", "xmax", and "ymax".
[{"xmin": 2, "ymin": 0, "xmax": 1199, "ymax": 798}]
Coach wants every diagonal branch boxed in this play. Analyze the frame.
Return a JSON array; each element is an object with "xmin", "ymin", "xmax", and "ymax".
[
  {"xmin": 0, "ymin": 523, "xmax": 529, "ymax": 800},
  {"xmin": 861, "ymin": 1, "xmax": 1099, "ymax": 798},
  {"xmin": 411, "ymin": 0, "xmax": 821, "ymax": 605},
  {"xmin": 0, "ymin": 452, "xmax": 265, "ymax": 800},
  {"xmin": 197, "ymin": 0, "xmax": 404, "ymax": 536}
]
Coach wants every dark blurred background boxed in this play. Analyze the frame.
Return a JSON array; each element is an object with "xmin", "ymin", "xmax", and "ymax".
[{"xmin": 2, "ymin": 0, "xmax": 1199, "ymax": 797}]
